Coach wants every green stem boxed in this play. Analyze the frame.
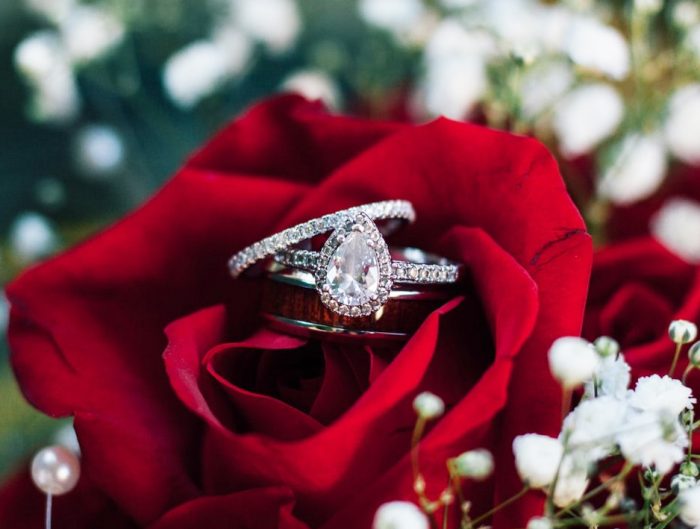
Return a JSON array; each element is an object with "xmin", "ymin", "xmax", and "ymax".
[
  {"xmin": 670, "ymin": 342, "xmax": 683, "ymax": 377},
  {"xmin": 469, "ymin": 487, "xmax": 529, "ymax": 527}
]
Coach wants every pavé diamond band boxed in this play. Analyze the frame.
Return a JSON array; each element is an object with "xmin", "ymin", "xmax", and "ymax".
[
  {"xmin": 275, "ymin": 248, "xmax": 460, "ymax": 285},
  {"xmin": 228, "ymin": 200, "xmax": 415, "ymax": 279}
]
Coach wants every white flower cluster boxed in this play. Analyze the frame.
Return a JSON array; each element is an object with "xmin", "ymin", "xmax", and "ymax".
[
  {"xmin": 14, "ymin": 0, "xmax": 124, "ymax": 123},
  {"xmin": 163, "ymin": 0, "xmax": 302, "ymax": 108},
  {"xmin": 360, "ymin": 0, "xmax": 700, "ymax": 206},
  {"xmin": 513, "ymin": 334, "xmax": 697, "ymax": 512}
]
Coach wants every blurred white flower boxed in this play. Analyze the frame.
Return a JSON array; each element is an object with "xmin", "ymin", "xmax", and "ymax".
[
  {"xmin": 679, "ymin": 485, "xmax": 700, "ymax": 526},
  {"xmin": 14, "ymin": 31, "xmax": 80, "ymax": 123},
  {"xmin": 422, "ymin": 55, "xmax": 487, "ymax": 119},
  {"xmin": 10, "ymin": 212, "xmax": 58, "ymax": 263},
  {"xmin": 281, "ymin": 69, "xmax": 340, "ymax": 109},
  {"xmin": 651, "ymin": 198, "xmax": 700, "ymax": 264},
  {"xmin": 674, "ymin": 1, "xmax": 700, "ymax": 28},
  {"xmin": 0, "ymin": 292, "xmax": 8, "ymax": 335},
  {"xmin": 421, "ymin": 20, "xmax": 493, "ymax": 119},
  {"xmin": 413, "ymin": 391, "xmax": 445, "ymax": 420},
  {"xmin": 60, "ymin": 5, "xmax": 124, "ymax": 64},
  {"xmin": 24, "ymin": 0, "xmax": 75, "ymax": 24},
  {"xmin": 452, "ymin": 449, "xmax": 494, "ymax": 480},
  {"xmin": 553, "ymin": 457, "xmax": 589, "ymax": 507},
  {"xmin": 564, "ymin": 396, "xmax": 628, "ymax": 463},
  {"xmin": 665, "ymin": 84, "xmax": 700, "ymax": 165},
  {"xmin": 553, "ymin": 83, "xmax": 624, "ymax": 157},
  {"xmin": 373, "ymin": 501, "xmax": 429, "ymax": 529},
  {"xmin": 163, "ymin": 41, "xmax": 234, "ymax": 108},
  {"xmin": 526, "ymin": 517, "xmax": 553, "ymax": 529},
  {"xmin": 617, "ymin": 410, "xmax": 688, "ymax": 474},
  {"xmin": 74, "ymin": 125, "xmax": 125, "ymax": 177},
  {"xmin": 584, "ymin": 353, "xmax": 631, "ymax": 399},
  {"xmin": 673, "ymin": 473, "xmax": 698, "ymax": 492},
  {"xmin": 634, "ymin": 0, "xmax": 663, "ymax": 15},
  {"xmin": 235, "ymin": 0, "xmax": 301, "ymax": 54},
  {"xmin": 425, "ymin": 19, "xmax": 494, "ymax": 59},
  {"xmin": 211, "ymin": 25, "xmax": 254, "ymax": 75},
  {"xmin": 359, "ymin": 0, "xmax": 426, "ymax": 34},
  {"xmin": 14, "ymin": 30, "xmax": 65, "ymax": 81},
  {"xmin": 564, "ymin": 16, "xmax": 629, "ymax": 80},
  {"xmin": 628, "ymin": 374, "xmax": 696, "ymax": 416},
  {"xmin": 478, "ymin": 0, "xmax": 557, "ymax": 54},
  {"xmin": 548, "ymin": 336, "xmax": 600, "ymax": 388},
  {"xmin": 513, "ymin": 434, "xmax": 563, "ymax": 488},
  {"xmin": 688, "ymin": 25, "xmax": 700, "ymax": 57},
  {"xmin": 598, "ymin": 133, "xmax": 668, "ymax": 205},
  {"xmin": 520, "ymin": 60, "xmax": 574, "ymax": 120}
]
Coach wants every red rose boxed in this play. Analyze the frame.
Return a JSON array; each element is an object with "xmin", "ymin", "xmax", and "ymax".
[
  {"xmin": 2, "ymin": 96, "xmax": 591, "ymax": 528},
  {"xmin": 584, "ymin": 237, "xmax": 700, "ymax": 380}
]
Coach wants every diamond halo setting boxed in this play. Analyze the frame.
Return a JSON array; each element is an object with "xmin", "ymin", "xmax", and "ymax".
[{"xmin": 316, "ymin": 212, "xmax": 393, "ymax": 318}]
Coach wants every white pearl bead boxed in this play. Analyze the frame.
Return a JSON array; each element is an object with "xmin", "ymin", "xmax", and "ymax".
[{"xmin": 31, "ymin": 445, "xmax": 80, "ymax": 496}]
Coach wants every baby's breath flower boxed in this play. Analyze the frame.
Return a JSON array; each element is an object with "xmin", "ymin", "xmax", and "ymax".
[
  {"xmin": 564, "ymin": 396, "xmax": 628, "ymax": 463},
  {"xmin": 513, "ymin": 434, "xmax": 563, "ymax": 488},
  {"xmin": 593, "ymin": 336, "xmax": 620, "ymax": 358},
  {"xmin": 617, "ymin": 410, "xmax": 688, "ymax": 475},
  {"xmin": 584, "ymin": 353, "xmax": 631, "ymax": 399},
  {"xmin": 628, "ymin": 375, "xmax": 696, "ymax": 416},
  {"xmin": 412, "ymin": 392, "xmax": 444, "ymax": 420},
  {"xmin": 548, "ymin": 337, "xmax": 600, "ymax": 388},
  {"xmin": 452, "ymin": 449, "xmax": 494, "ymax": 480},
  {"xmin": 526, "ymin": 517, "xmax": 553, "ymax": 529},
  {"xmin": 689, "ymin": 341, "xmax": 700, "ymax": 367},
  {"xmin": 679, "ymin": 485, "xmax": 700, "ymax": 526},
  {"xmin": 681, "ymin": 461, "xmax": 700, "ymax": 477},
  {"xmin": 373, "ymin": 501, "xmax": 429, "ymax": 529},
  {"xmin": 669, "ymin": 319, "xmax": 698, "ymax": 345},
  {"xmin": 673, "ymin": 473, "xmax": 698, "ymax": 493}
]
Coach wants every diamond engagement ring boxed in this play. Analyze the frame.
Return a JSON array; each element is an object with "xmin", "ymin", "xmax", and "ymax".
[{"xmin": 228, "ymin": 200, "xmax": 460, "ymax": 318}]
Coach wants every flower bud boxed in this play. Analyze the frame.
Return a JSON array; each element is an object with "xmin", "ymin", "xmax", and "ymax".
[
  {"xmin": 526, "ymin": 517, "xmax": 553, "ymax": 529},
  {"xmin": 689, "ymin": 342, "xmax": 700, "ymax": 367},
  {"xmin": 681, "ymin": 461, "xmax": 700, "ymax": 477},
  {"xmin": 669, "ymin": 319, "xmax": 698, "ymax": 345},
  {"xmin": 548, "ymin": 337, "xmax": 600, "ymax": 388},
  {"xmin": 672, "ymin": 474, "xmax": 698, "ymax": 493},
  {"xmin": 593, "ymin": 336, "xmax": 620, "ymax": 358},
  {"xmin": 412, "ymin": 392, "xmax": 444, "ymax": 421},
  {"xmin": 373, "ymin": 501, "xmax": 429, "ymax": 529},
  {"xmin": 679, "ymin": 485, "xmax": 700, "ymax": 527},
  {"xmin": 452, "ymin": 449, "xmax": 494, "ymax": 480}
]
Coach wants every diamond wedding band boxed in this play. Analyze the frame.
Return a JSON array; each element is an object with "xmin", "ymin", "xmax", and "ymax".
[
  {"xmin": 228, "ymin": 200, "xmax": 415, "ymax": 278},
  {"xmin": 228, "ymin": 200, "xmax": 461, "ymax": 318}
]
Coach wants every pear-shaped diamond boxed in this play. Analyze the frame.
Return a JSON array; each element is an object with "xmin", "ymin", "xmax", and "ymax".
[{"xmin": 326, "ymin": 231, "xmax": 379, "ymax": 306}]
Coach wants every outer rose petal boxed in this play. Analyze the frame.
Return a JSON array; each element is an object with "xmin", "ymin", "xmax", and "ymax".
[
  {"xmin": 5, "ymin": 95, "xmax": 402, "ymax": 525},
  {"xmin": 148, "ymin": 488, "xmax": 309, "ymax": 529}
]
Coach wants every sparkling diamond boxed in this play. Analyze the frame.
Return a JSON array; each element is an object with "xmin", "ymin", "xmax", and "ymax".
[{"xmin": 326, "ymin": 231, "xmax": 380, "ymax": 306}]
